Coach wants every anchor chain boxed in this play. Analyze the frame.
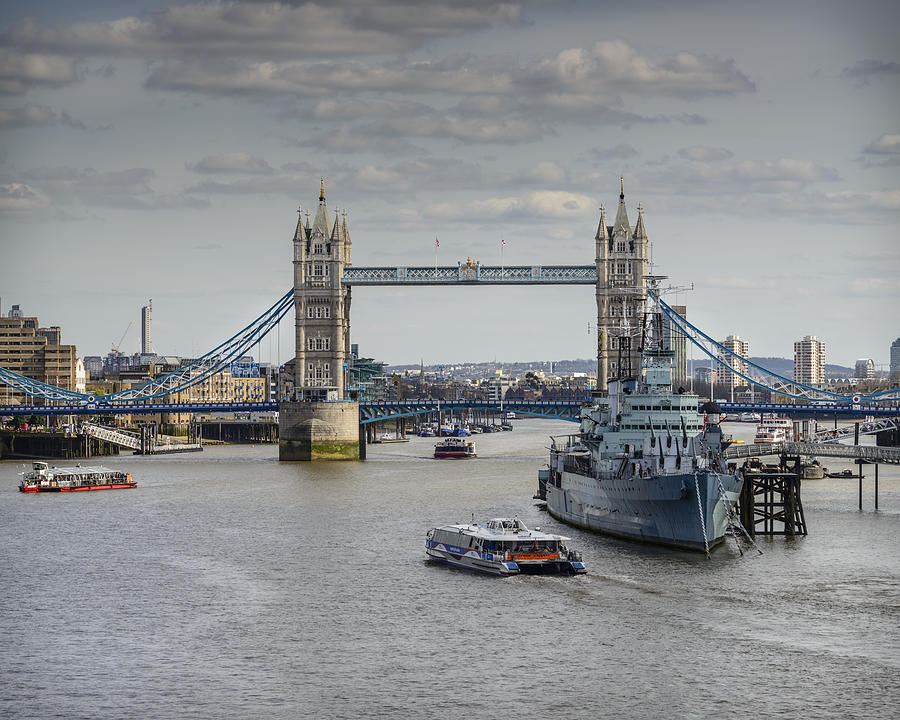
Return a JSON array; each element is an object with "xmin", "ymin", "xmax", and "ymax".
[
  {"xmin": 693, "ymin": 472, "xmax": 710, "ymax": 557},
  {"xmin": 717, "ymin": 476, "xmax": 763, "ymax": 556}
]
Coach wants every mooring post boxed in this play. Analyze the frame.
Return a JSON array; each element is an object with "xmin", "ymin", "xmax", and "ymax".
[
  {"xmin": 858, "ymin": 461, "xmax": 863, "ymax": 511},
  {"xmin": 875, "ymin": 463, "xmax": 879, "ymax": 510},
  {"xmin": 854, "ymin": 422, "xmax": 859, "ymax": 445}
]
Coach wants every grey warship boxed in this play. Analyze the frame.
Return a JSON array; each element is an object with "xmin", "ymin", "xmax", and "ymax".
[{"xmin": 543, "ymin": 283, "xmax": 743, "ymax": 552}]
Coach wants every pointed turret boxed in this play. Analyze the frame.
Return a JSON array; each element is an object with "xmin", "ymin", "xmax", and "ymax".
[
  {"xmin": 310, "ymin": 178, "xmax": 330, "ymax": 239},
  {"xmin": 595, "ymin": 204, "xmax": 609, "ymax": 241},
  {"xmin": 294, "ymin": 205, "xmax": 305, "ymax": 241},
  {"xmin": 342, "ymin": 209, "xmax": 352, "ymax": 265},
  {"xmin": 331, "ymin": 205, "xmax": 341, "ymax": 242},
  {"xmin": 612, "ymin": 176, "xmax": 630, "ymax": 236},
  {"xmin": 634, "ymin": 203, "xmax": 647, "ymax": 240}
]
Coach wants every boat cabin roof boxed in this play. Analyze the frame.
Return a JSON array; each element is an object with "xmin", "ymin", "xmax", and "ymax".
[{"xmin": 432, "ymin": 518, "xmax": 570, "ymax": 542}]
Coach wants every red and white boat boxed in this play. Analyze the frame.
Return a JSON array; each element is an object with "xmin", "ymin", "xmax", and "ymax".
[
  {"xmin": 434, "ymin": 437, "xmax": 476, "ymax": 459},
  {"xmin": 19, "ymin": 461, "xmax": 136, "ymax": 493}
]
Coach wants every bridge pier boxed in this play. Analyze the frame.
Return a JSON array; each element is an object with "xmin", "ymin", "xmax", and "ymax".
[{"xmin": 279, "ymin": 401, "xmax": 361, "ymax": 461}]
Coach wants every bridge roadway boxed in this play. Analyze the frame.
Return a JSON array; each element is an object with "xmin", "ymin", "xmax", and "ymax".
[
  {"xmin": 0, "ymin": 399, "xmax": 896, "ymax": 419},
  {"xmin": 725, "ymin": 441, "xmax": 900, "ymax": 464}
]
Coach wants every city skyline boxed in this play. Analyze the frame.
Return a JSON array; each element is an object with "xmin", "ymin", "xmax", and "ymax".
[{"xmin": 1, "ymin": 0, "xmax": 898, "ymax": 368}]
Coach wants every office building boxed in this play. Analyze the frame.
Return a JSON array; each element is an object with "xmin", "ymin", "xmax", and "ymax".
[
  {"xmin": 141, "ymin": 300, "xmax": 152, "ymax": 355},
  {"xmin": 891, "ymin": 338, "xmax": 900, "ymax": 381},
  {"xmin": 854, "ymin": 358, "xmax": 875, "ymax": 380}
]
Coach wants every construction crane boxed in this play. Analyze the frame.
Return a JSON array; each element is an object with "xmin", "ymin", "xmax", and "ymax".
[{"xmin": 112, "ymin": 321, "xmax": 133, "ymax": 354}]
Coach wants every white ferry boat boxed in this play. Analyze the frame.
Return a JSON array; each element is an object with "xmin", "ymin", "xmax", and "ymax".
[
  {"xmin": 426, "ymin": 517, "xmax": 586, "ymax": 576},
  {"xmin": 754, "ymin": 415, "xmax": 794, "ymax": 443},
  {"xmin": 19, "ymin": 462, "xmax": 136, "ymax": 493}
]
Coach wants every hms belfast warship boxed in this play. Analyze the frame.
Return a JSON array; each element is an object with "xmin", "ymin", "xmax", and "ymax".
[{"xmin": 542, "ymin": 279, "xmax": 743, "ymax": 552}]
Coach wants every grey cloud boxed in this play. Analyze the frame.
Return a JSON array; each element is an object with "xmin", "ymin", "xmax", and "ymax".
[
  {"xmin": 4, "ymin": 2, "xmax": 524, "ymax": 60},
  {"xmin": 20, "ymin": 166, "xmax": 209, "ymax": 210},
  {"xmin": 0, "ymin": 104, "xmax": 57, "ymax": 128},
  {"xmin": 187, "ymin": 152, "xmax": 275, "ymax": 174},
  {"xmin": 0, "ymin": 50, "xmax": 78, "ymax": 94},
  {"xmin": 519, "ymin": 41, "xmax": 755, "ymax": 98},
  {"xmin": 863, "ymin": 134, "xmax": 900, "ymax": 155},
  {"xmin": 185, "ymin": 175, "xmax": 302, "ymax": 197},
  {"xmin": 589, "ymin": 144, "xmax": 639, "ymax": 161},
  {"xmin": 291, "ymin": 128, "xmax": 423, "ymax": 155},
  {"xmin": 842, "ymin": 60, "xmax": 900, "ymax": 80},
  {"xmin": 0, "ymin": 183, "xmax": 50, "ymax": 212},
  {"xmin": 677, "ymin": 146, "xmax": 734, "ymax": 162}
]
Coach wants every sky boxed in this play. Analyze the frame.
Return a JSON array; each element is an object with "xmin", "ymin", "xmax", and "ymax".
[{"xmin": 1, "ymin": 0, "xmax": 898, "ymax": 371}]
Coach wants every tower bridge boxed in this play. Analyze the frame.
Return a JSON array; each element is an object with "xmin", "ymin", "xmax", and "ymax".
[{"xmin": 2, "ymin": 179, "xmax": 899, "ymax": 461}]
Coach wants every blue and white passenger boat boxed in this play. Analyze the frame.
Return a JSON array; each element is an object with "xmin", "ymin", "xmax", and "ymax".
[{"xmin": 425, "ymin": 517, "xmax": 586, "ymax": 576}]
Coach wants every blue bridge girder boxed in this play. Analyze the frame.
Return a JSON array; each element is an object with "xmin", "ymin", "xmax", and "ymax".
[
  {"xmin": 2, "ymin": 399, "xmax": 897, "ymax": 419},
  {"xmin": 341, "ymin": 264, "xmax": 598, "ymax": 285},
  {"xmin": 0, "ymin": 401, "xmax": 279, "ymax": 416},
  {"xmin": 357, "ymin": 398, "xmax": 588, "ymax": 424}
]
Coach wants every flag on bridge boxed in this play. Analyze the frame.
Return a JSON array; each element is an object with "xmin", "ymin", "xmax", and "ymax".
[{"xmin": 435, "ymin": 237, "xmax": 439, "ymax": 247}]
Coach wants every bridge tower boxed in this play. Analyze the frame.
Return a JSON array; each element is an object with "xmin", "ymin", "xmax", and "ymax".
[
  {"xmin": 595, "ymin": 178, "xmax": 648, "ymax": 391},
  {"xmin": 280, "ymin": 180, "xmax": 360, "ymax": 461},
  {"xmin": 292, "ymin": 179, "xmax": 352, "ymax": 401}
]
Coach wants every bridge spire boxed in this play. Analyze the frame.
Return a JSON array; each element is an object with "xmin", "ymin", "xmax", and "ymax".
[
  {"xmin": 319, "ymin": 177, "xmax": 325, "ymax": 201},
  {"xmin": 595, "ymin": 204, "xmax": 609, "ymax": 242},
  {"xmin": 634, "ymin": 203, "xmax": 647, "ymax": 240},
  {"xmin": 613, "ymin": 176, "xmax": 630, "ymax": 234}
]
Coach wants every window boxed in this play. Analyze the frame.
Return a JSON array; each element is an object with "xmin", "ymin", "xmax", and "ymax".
[
  {"xmin": 322, "ymin": 305, "xmax": 330, "ymax": 318},
  {"xmin": 617, "ymin": 262, "xmax": 626, "ymax": 275},
  {"xmin": 313, "ymin": 264, "xmax": 323, "ymax": 277},
  {"xmin": 314, "ymin": 243, "xmax": 323, "ymax": 254},
  {"xmin": 307, "ymin": 306, "xmax": 315, "ymax": 318},
  {"xmin": 617, "ymin": 241, "xmax": 626, "ymax": 252}
]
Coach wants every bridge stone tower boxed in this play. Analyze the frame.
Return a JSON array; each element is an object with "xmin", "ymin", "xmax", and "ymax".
[
  {"xmin": 280, "ymin": 180, "xmax": 360, "ymax": 461},
  {"xmin": 595, "ymin": 179, "xmax": 649, "ymax": 391},
  {"xmin": 292, "ymin": 179, "xmax": 352, "ymax": 401}
]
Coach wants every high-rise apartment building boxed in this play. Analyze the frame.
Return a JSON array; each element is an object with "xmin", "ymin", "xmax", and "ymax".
[
  {"xmin": 793, "ymin": 335, "xmax": 825, "ymax": 385},
  {"xmin": 891, "ymin": 338, "xmax": 900, "ymax": 381},
  {"xmin": 718, "ymin": 335, "xmax": 749, "ymax": 399},
  {"xmin": 854, "ymin": 358, "xmax": 875, "ymax": 380},
  {"xmin": 141, "ymin": 300, "xmax": 152, "ymax": 355}
]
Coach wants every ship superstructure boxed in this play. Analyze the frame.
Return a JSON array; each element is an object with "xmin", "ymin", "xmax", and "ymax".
[{"xmin": 543, "ymin": 278, "xmax": 743, "ymax": 552}]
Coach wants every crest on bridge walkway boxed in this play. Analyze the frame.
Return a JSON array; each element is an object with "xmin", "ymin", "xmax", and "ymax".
[{"xmin": 460, "ymin": 257, "xmax": 478, "ymax": 281}]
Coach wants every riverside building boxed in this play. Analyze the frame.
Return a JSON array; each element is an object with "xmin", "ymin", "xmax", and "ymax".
[{"xmin": 0, "ymin": 303, "xmax": 77, "ymax": 407}]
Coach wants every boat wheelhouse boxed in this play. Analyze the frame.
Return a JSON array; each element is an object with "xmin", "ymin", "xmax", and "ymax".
[
  {"xmin": 425, "ymin": 517, "xmax": 586, "ymax": 576},
  {"xmin": 19, "ymin": 462, "xmax": 136, "ymax": 493},
  {"xmin": 434, "ymin": 437, "xmax": 476, "ymax": 458}
]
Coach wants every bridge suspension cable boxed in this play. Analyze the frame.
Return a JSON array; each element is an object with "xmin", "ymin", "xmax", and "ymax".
[
  {"xmin": 653, "ymin": 293, "xmax": 899, "ymax": 403},
  {"xmin": 0, "ymin": 290, "xmax": 294, "ymax": 403}
]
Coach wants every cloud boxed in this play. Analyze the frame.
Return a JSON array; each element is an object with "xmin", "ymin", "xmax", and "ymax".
[
  {"xmin": 4, "ymin": 2, "xmax": 524, "ymax": 60},
  {"xmin": 425, "ymin": 190, "xmax": 595, "ymax": 222},
  {"xmin": 0, "ymin": 103, "xmax": 96, "ymax": 130},
  {"xmin": 590, "ymin": 143, "xmax": 639, "ymax": 161},
  {"xmin": 862, "ymin": 133, "xmax": 900, "ymax": 167},
  {"xmin": 519, "ymin": 40, "xmax": 755, "ymax": 99},
  {"xmin": 507, "ymin": 161, "xmax": 568, "ymax": 186},
  {"xmin": 0, "ymin": 50, "xmax": 78, "ymax": 94},
  {"xmin": 677, "ymin": 146, "xmax": 734, "ymax": 162},
  {"xmin": 0, "ymin": 183, "xmax": 50, "ymax": 212},
  {"xmin": 842, "ymin": 59, "xmax": 900, "ymax": 81},
  {"xmin": 187, "ymin": 152, "xmax": 274, "ymax": 174},
  {"xmin": 20, "ymin": 166, "xmax": 209, "ymax": 210},
  {"xmin": 0, "ymin": 103, "xmax": 57, "ymax": 128}
]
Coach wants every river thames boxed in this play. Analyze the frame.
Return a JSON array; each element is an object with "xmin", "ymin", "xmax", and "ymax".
[{"xmin": 2, "ymin": 419, "xmax": 898, "ymax": 719}]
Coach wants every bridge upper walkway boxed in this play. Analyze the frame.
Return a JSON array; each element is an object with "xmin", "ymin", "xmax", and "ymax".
[{"xmin": 725, "ymin": 441, "xmax": 900, "ymax": 464}]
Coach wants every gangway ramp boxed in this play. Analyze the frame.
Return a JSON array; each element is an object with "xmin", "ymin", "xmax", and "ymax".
[{"xmin": 81, "ymin": 423, "xmax": 140, "ymax": 450}]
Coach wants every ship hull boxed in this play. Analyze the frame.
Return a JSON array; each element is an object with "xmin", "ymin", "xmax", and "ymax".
[
  {"xmin": 545, "ymin": 470, "xmax": 742, "ymax": 552},
  {"xmin": 21, "ymin": 483, "xmax": 137, "ymax": 493}
]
